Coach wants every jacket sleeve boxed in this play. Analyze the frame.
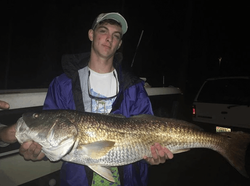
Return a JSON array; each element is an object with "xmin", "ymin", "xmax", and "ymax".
[
  {"xmin": 112, "ymin": 81, "xmax": 154, "ymax": 117},
  {"xmin": 43, "ymin": 74, "xmax": 75, "ymax": 110}
]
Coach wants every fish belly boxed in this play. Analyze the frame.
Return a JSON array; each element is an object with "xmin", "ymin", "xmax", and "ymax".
[{"xmin": 62, "ymin": 141, "xmax": 152, "ymax": 166}]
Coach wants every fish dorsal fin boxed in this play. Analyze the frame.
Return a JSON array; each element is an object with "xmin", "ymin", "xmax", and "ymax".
[
  {"xmin": 81, "ymin": 141, "xmax": 115, "ymax": 159},
  {"xmin": 131, "ymin": 115, "xmax": 203, "ymax": 131},
  {"xmin": 107, "ymin": 113, "xmax": 126, "ymax": 118},
  {"xmin": 171, "ymin": 149, "xmax": 190, "ymax": 154},
  {"xmin": 88, "ymin": 165, "xmax": 114, "ymax": 182},
  {"xmin": 130, "ymin": 114, "xmax": 154, "ymax": 119}
]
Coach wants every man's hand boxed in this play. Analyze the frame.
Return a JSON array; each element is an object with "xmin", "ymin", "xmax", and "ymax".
[
  {"xmin": 0, "ymin": 100, "xmax": 10, "ymax": 109},
  {"xmin": 19, "ymin": 141, "xmax": 45, "ymax": 161},
  {"xmin": 144, "ymin": 143, "xmax": 173, "ymax": 165},
  {"xmin": 0, "ymin": 100, "xmax": 44, "ymax": 161},
  {"xmin": 0, "ymin": 124, "xmax": 17, "ymax": 144}
]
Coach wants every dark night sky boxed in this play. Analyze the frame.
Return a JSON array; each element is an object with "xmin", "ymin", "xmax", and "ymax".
[{"xmin": 1, "ymin": 1, "xmax": 249, "ymax": 98}]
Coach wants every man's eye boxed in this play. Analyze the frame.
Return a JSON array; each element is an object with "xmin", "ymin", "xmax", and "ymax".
[
  {"xmin": 114, "ymin": 35, "xmax": 120, "ymax": 39},
  {"xmin": 99, "ymin": 29, "xmax": 106, "ymax": 33}
]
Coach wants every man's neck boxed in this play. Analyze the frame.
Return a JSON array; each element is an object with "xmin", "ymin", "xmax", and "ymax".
[{"xmin": 88, "ymin": 52, "xmax": 114, "ymax": 73}]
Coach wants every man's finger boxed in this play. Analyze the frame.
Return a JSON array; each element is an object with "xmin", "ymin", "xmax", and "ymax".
[
  {"xmin": 32, "ymin": 142, "xmax": 43, "ymax": 158},
  {"xmin": 36, "ymin": 152, "xmax": 46, "ymax": 160},
  {"xmin": 150, "ymin": 146, "xmax": 158, "ymax": 159},
  {"xmin": 144, "ymin": 156, "xmax": 156, "ymax": 165},
  {"xmin": 155, "ymin": 143, "xmax": 165, "ymax": 157},
  {"xmin": 27, "ymin": 143, "xmax": 39, "ymax": 158},
  {"xmin": 0, "ymin": 101, "xmax": 10, "ymax": 109},
  {"xmin": 20, "ymin": 142, "xmax": 35, "ymax": 160},
  {"xmin": 163, "ymin": 147, "xmax": 174, "ymax": 159},
  {"xmin": 19, "ymin": 141, "xmax": 32, "ymax": 153},
  {"xmin": 19, "ymin": 141, "xmax": 43, "ymax": 160}
]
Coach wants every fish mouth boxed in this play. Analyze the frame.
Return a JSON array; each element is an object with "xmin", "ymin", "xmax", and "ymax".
[
  {"xmin": 15, "ymin": 117, "xmax": 30, "ymax": 143},
  {"xmin": 16, "ymin": 117, "xmax": 25, "ymax": 132},
  {"xmin": 16, "ymin": 117, "xmax": 24, "ymax": 126}
]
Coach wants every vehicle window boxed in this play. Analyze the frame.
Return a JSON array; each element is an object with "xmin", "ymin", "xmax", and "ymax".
[{"xmin": 197, "ymin": 79, "xmax": 250, "ymax": 105}]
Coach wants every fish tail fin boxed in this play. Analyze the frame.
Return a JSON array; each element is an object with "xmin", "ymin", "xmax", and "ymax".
[{"xmin": 218, "ymin": 131, "xmax": 250, "ymax": 178}]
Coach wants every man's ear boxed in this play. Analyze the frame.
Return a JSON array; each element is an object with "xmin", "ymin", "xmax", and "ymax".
[{"xmin": 88, "ymin": 29, "xmax": 94, "ymax": 41}]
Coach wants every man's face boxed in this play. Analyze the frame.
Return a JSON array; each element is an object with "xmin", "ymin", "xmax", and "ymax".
[{"xmin": 89, "ymin": 23, "xmax": 123, "ymax": 59}]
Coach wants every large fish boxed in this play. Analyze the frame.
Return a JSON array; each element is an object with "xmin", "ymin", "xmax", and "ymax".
[{"xmin": 15, "ymin": 110, "xmax": 250, "ymax": 182}]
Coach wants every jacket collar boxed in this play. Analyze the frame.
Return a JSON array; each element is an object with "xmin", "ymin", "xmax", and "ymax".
[{"xmin": 62, "ymin": 52, "xmax": 123, "ymax": 79}]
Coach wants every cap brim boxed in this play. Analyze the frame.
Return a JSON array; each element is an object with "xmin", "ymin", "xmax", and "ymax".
[{"xmin": 102, "ymin": 13, "xmax": 127, "ymax": 35}]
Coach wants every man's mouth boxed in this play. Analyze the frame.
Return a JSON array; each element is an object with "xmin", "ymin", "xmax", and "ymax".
[{"xmin": 102, "ymin": 44, "xmax": 111, "ymax": 49}]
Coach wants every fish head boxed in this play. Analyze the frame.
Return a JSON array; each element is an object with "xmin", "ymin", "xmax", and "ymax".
[{"xmin": 16, "ymin": 110, "xmax": 78, "ymax": 161}]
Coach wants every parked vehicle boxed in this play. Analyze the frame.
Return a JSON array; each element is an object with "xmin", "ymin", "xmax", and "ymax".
[{"xmin": 192, "ymin": 76, "xmax": 250, "ymax": 132}]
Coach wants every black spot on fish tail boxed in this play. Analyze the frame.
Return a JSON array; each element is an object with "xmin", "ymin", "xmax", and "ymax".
[{"xmin": 218, "ymin": 131, "xmax": 250, "ymax": 178}]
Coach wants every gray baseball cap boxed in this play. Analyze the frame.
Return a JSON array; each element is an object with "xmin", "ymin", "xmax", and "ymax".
[{"xmin": 91, "ymin": 12, "xmax": 128, "ymax": 35}]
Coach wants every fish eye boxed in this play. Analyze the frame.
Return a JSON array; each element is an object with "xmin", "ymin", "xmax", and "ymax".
[{"xmin": 33, "ymin": 113, "xmax": 39, "ymax": 118}]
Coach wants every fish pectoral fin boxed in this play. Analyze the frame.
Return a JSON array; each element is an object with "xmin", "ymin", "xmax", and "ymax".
[
  {"xmin": 81, "ymin": 141, "xmax": 115, "ymax": 159},
  {"xmin": 88, "ymin": 165, "xmax": 114, "ymax": 182},
  {"xmin": 171, "ymin": 149, "xmax": 190, "ymax": 154}
]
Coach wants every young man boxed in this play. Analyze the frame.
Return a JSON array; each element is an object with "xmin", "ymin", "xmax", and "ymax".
[{"xmin": 0, "ymin": 13, "xmax": 173, "ymax": 186}]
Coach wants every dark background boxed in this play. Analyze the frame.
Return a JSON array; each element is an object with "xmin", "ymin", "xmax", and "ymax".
[
  {"xmin": 1, "ymin": 2, "xmax": 250, "ymax": 184},
  {"xmin": 1, "ymin": 0, "xmax": 250, "ymax": 101}
]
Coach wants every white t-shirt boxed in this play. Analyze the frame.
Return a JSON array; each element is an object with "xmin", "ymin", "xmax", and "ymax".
[{"xmin": 88, "ymin": 68, "xmax": 119, "ymax": 114}]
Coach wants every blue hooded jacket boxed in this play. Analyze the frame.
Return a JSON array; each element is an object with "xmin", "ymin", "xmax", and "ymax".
[{"xmin": 43, "ymin": 52, "xmax": 154, "ymax": 186}]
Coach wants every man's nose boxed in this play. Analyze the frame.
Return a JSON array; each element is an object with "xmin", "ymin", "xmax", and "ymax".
[{"xmin": 106, "ymin": 34, "xmax": 112, "ymax": 42}]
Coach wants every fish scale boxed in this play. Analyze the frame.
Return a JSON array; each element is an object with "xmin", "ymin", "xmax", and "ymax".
[{"xmin": 15, "ymin": 109, "xmax": 250, "ymax": 182}]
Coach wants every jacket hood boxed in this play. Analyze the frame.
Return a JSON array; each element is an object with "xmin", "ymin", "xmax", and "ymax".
[{"xmin": 61, "ymin": 52, "xmax": 123, "ymax": 79}]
